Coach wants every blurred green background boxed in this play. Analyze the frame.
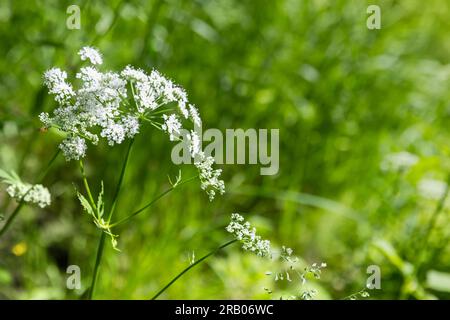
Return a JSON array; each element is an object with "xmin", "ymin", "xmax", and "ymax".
[{"xmin": 0, "ymin": 0, "xmax": 450, "ymax": 299}]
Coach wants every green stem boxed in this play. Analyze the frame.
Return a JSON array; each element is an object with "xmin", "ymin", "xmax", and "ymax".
[
  {"xmin": 107, "ymin": 139, "xmax": 134, "ymax": 222},
  {"xmin": 87, "ymin": 232, "xmax": 106, "ymax": 300},
  {"xmin": 37, "ymin": 149, "xmax": 61, "ymax": 182},
  {"xmin": 79, "ymin": 160, "xmax": 97, "ymax": 210},
  {"xmin": 110, "ymin": 176, "xmax": 198, "ymax": 228},
  {"xmin": 151, "ymin": 239, "xmax": 237, "ymax": 300},
  {"xmin": 0, "ymin": 202, "xmax": 24, "ymax": 238},
  {"xmin": 0, "ymin": 149, "xmax": 60, "ymax": 239},
  {"xmin": 87, "ymin": 139, "xmax": 134, "ymax": 299}
]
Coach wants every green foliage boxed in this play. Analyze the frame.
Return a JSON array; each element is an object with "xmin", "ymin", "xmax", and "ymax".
[
  {"xmin": 0, "ymin": 0, "xmax": 449, "ymax": 299},
  {"xmin": 77, "ymin": 181, "xmax": 118, "ymax": 251}
]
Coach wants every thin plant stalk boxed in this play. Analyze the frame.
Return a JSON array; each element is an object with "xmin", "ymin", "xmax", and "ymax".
[
  {"xmin": 0, "ymin": 149, "xmax": 60, "ymax": 239},
  {"xmin": 79, "ymin": 160, "xmax": 97, "ymax": 210},
  {"xmin": 87, "ymin": 139, "xmax": 134, "ymax": 299},
  {"xmin": 107, "ymin": 138, "xmax": 135, "ymax": 222},
  {"xmin": 0, "ymin": 202, "xmax": 24, "ymax": 238},
  {"xmin": 151, "ymin": 239, "xmax": 237, "ymax": 300},
  {"xmin": 88, "ymin": 232, "xmax": 106, "ymax": 299}
]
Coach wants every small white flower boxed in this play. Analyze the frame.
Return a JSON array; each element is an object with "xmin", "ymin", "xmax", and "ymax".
[
  {"xmin": 43, "ymin": 67, "xmax": 67, "ymax": 88},
  {"xmin": 0, "ymin": 171, "xmax": 51, "ymax": 208},
  {"xmin": 6, "ymin": 183, "xmax": 51, "ymax": 208},
  {"xmin": 281, "ymin": 246, "xmax": 293, "ymax": 258},
  {"xmin": 76, "ymin": 66, "xmax": 103, "ymax": 87},
  {"xmin": 162, "ymin": 114, "xmax": 182, "ymax": 141},
  {"xmin": 78, "ymin": 46, "xmax": 103, "ymax": 65},
  {"xmin": 226, "ymin": 213, "xmax": 271, "ymax": 257},
  {"xmin": 189, "ymin": 104, "xmax": 202, "ymax": 127},
  {"xmin": 43, "ymin": 68, "xmax": 74, "ymax": 104},
  {"xmin": 52, "ymin": 82, "xmax": 75, "ymax": 104},
  {"xmin": 60, "ymin": 136, "xmax": 87, "ymax": 161},
  {"xmin": 121, "ymin": 115, "xmax": 140, "ymax": 138},
  {"xmin": 188, "ymin": 130, "xmax": 201, "ymax": 157},
  {"xmin": 100, "ymin": 121, "xmax": 126, "ymax": 146},
  {"xmin": 121, "ymin": 65, "xmax": 148, "ymax": 83},
  {"xmin": 173, "ymin": 87, "xmax": 189, "ymax": 118},
  {"xmin": 134, "ymin": 80, "xmax": 158, "ymax": 111},
  {"xmin": 39, "ymin": 112, "xmax": 52, "ymax": 128},
  {"xmin": 195, "ymin": 154, "xmax": 225, "ymax": 201}
]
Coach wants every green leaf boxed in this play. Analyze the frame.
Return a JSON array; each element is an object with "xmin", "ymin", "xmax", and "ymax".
[
  {"xmin": 97, "ymin": 181, "xmax": 105, "ymax": 219},
  {"xmin": 9, "ymin": 170, "xmax": 21, "ymax": 181},
  {"xmin": 0, "ymin": 168, "xmax": 21, "ymax": 185},
  {"xmin": 77, "ymin": 191, "xmax": 94, "ymax": 217},
  {"xmin": 104, "ymin": 228, "xmax": 120, "ymax": 252},
  {"xmin": 0, "ymin": 168, "xmax": 10, "ymax": 180}
]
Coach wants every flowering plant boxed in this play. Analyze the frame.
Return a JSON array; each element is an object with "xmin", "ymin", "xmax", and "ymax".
[
  {"xmin": 40, "ymin": 46, "xmax": 224, "ymax": 201},
  {"xmin": 34, "ymin": 46, "xmax": 225, "ymax": 298}
]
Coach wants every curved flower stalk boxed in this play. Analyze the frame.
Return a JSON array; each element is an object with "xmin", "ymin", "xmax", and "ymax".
[
  {"xmin": 342, "ymin": 288, "xmax": 371, "ymax": 300},
  {"xmin": 226, "ymin": 213, "xmax": 271, "ymax": 257},
  {"xmin": 226, "ymin": 213, "xmax": 328, "ymax": 300},
  {"xmin": 0, "ymin": 150, "xmax": 59, "ymax": 239},
  {"xmin": 151, "ymin": 213, "xmax": 326, "ymax": 300},
  {"xmin": 40, "ymin": 46, "xmax": 224, "ymax": 201},
  {"xmin": 0, "ymin": 169, "xmax": 52, "ymax": 239}
]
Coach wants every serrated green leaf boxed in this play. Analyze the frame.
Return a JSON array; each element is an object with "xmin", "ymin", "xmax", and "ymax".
[
  {"xmin": 0, "ymin": 168, "xmax": 10, "ymax": 180},
  {"xmin": 9, "ymin": 170, "xmax": 21, "ymax": 181},
  {"xmin": 77, "ymin": 191, "xmax": 94, "ymax": 217},
  {"xmin": 103, "ymin": 228, "xmax": 120, "ymax": 252},
  {"xmin": 97, "ymin": 181, "xmax": 104, "ymax": 219},
  {"xmin": 0, "ymin": 168, "xmax": 20, "ymax": 185}
]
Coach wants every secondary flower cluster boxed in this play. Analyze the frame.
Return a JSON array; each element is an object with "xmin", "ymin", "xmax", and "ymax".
[
  {"xmin": 226, "ymin": 213, "xmax": 271, "ymax": 257},
  {"xmin": 41, "ymin": 46, "xmax": 224, "ymax": 200},
  {"xmin": 0, "ymin": 170, "xmax": 51, "ymax": 208},
  {"xmin": 6, "ymin": 183, "xmax": 51, "ymax": 208}
]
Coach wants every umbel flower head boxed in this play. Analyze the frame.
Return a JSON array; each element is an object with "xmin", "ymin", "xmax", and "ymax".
[
  {"xmin": 40, "ymin": 46, "xmax": 224, "ymax": 200},
  {"xmin": 0, "ymin": 170, "xmax": 51, "ymax": 208},
  {"xmin": 226, "ymin": 213, "xmax": 271, "ymax": 257}
]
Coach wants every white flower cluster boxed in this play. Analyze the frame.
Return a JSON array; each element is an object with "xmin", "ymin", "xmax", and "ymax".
[
  {"xmin": 195, "ymin": 154, "xmax": 225, "ymax": 201},
  {"xmin": 7, "ymin": 183, "xmax": 51, "ymax": 208},
  {"xmin": 6, "ymin": 182, "xmax": 51, "ymax": 208},
  {"xmin": 41, "ymin": 46, "xmax": 224, "ymax": 200},
  {"xmin": 78, "ymin": 46, "xmax": 103, "ymax": 65},
  {"xmin": 226, "ymin": 213, "xmax": 271, "ymax": 257},
  {"xmin": 0, "ymin": 170, "xmax": 51, "ymax": 208}
]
